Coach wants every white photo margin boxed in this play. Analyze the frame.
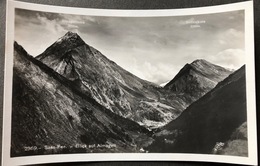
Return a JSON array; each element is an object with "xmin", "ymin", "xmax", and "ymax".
[{"xmin": 2, "ymin": 0, "xmax": 257, "ymax": 165}]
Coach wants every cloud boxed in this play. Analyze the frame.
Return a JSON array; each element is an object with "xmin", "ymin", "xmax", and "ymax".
[
  {"xmin": 36, "ymin": 14, "xmax": 66, "ymax": 34},
  {"xmin": 216, "ymin": 28, "xmax": 244, "ymax": 49},
  {"xmin": 225, "ymin": 28, "xmax": 244, "ymax": 38},
  {"xmin": 211, "ymin": 49, "xmax": 245, "ymax": 69},
  {"xmin": 127, "ymin": 59, "xmax": 178, "ymax": 85},
  {"xmin": 15, "ymin": 11, "xmax": 69, "ymax": 55}
]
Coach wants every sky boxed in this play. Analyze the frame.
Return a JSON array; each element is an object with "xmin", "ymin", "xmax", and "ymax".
[{"xmin": 15, "ymin": 9, "xmax": 245, "ymax": 85}]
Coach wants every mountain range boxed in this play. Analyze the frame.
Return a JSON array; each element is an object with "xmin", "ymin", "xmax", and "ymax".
[
  {"xmin": 35, "ymin": 31, "xmax": 232, "ymax": 129},
  {"xmin": 11, "ymin": 31, "xmax": 247, "ymax": 156}
]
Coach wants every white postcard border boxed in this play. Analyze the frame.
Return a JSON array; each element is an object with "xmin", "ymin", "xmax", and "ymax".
[{"xmin": 2, "ymin": 1, "xmax": 257, "ymax": 165}]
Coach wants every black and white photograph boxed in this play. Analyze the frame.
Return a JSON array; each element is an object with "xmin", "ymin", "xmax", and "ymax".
[{"xmin": 2, "ymin": 1, "xmax": 257, "ymax": 165}]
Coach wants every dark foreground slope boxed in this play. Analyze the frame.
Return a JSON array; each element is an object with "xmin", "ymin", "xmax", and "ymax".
[
  {"xmin": 12, "ymin": 42, "xmax": 152, "ymax": 157},
  {"xmin": 148, "ymin": 66, "xmax": 247, "ymax": 155}
]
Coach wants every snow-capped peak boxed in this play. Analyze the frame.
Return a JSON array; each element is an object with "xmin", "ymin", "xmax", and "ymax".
[{"xmin": 56, "ymin": 31, "xmax": 82, "ymax": 44}]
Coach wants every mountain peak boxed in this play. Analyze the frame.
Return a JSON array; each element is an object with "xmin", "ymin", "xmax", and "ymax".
[
  {"xmin": 36, "ymin": 31, "xmax": 86, "ymax": 60},
  {"xmin": 56, "ymin": 31, "xmax": 85, "ymax": 45},
  {"xmin": 63, "ymin": 31, "xmax": 79, "ymax": 39},
  {"xmin": 190, "ymin": 59, "xmax": 212, "ymax": 67},
  {"xmin": 191, "ymin": 59, "xmax": 208, "ymax": 64},
  {"xmin": 66, "ymin": 31, "xmax": 78, "ymax": 36}
]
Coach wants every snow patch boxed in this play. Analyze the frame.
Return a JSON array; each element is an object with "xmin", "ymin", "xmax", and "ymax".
[
  {"xmin": 159, "ymin": 81, "xmax": 170, "ymax": 87},
  {"xmin": 138, "ymin": 118, "xmax": 168, "ymax": 129}
]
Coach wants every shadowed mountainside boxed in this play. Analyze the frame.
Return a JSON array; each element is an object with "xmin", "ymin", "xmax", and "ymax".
[{"xmin": 147, "ymin": 66, "xmax": 247, "ymax": 155}]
